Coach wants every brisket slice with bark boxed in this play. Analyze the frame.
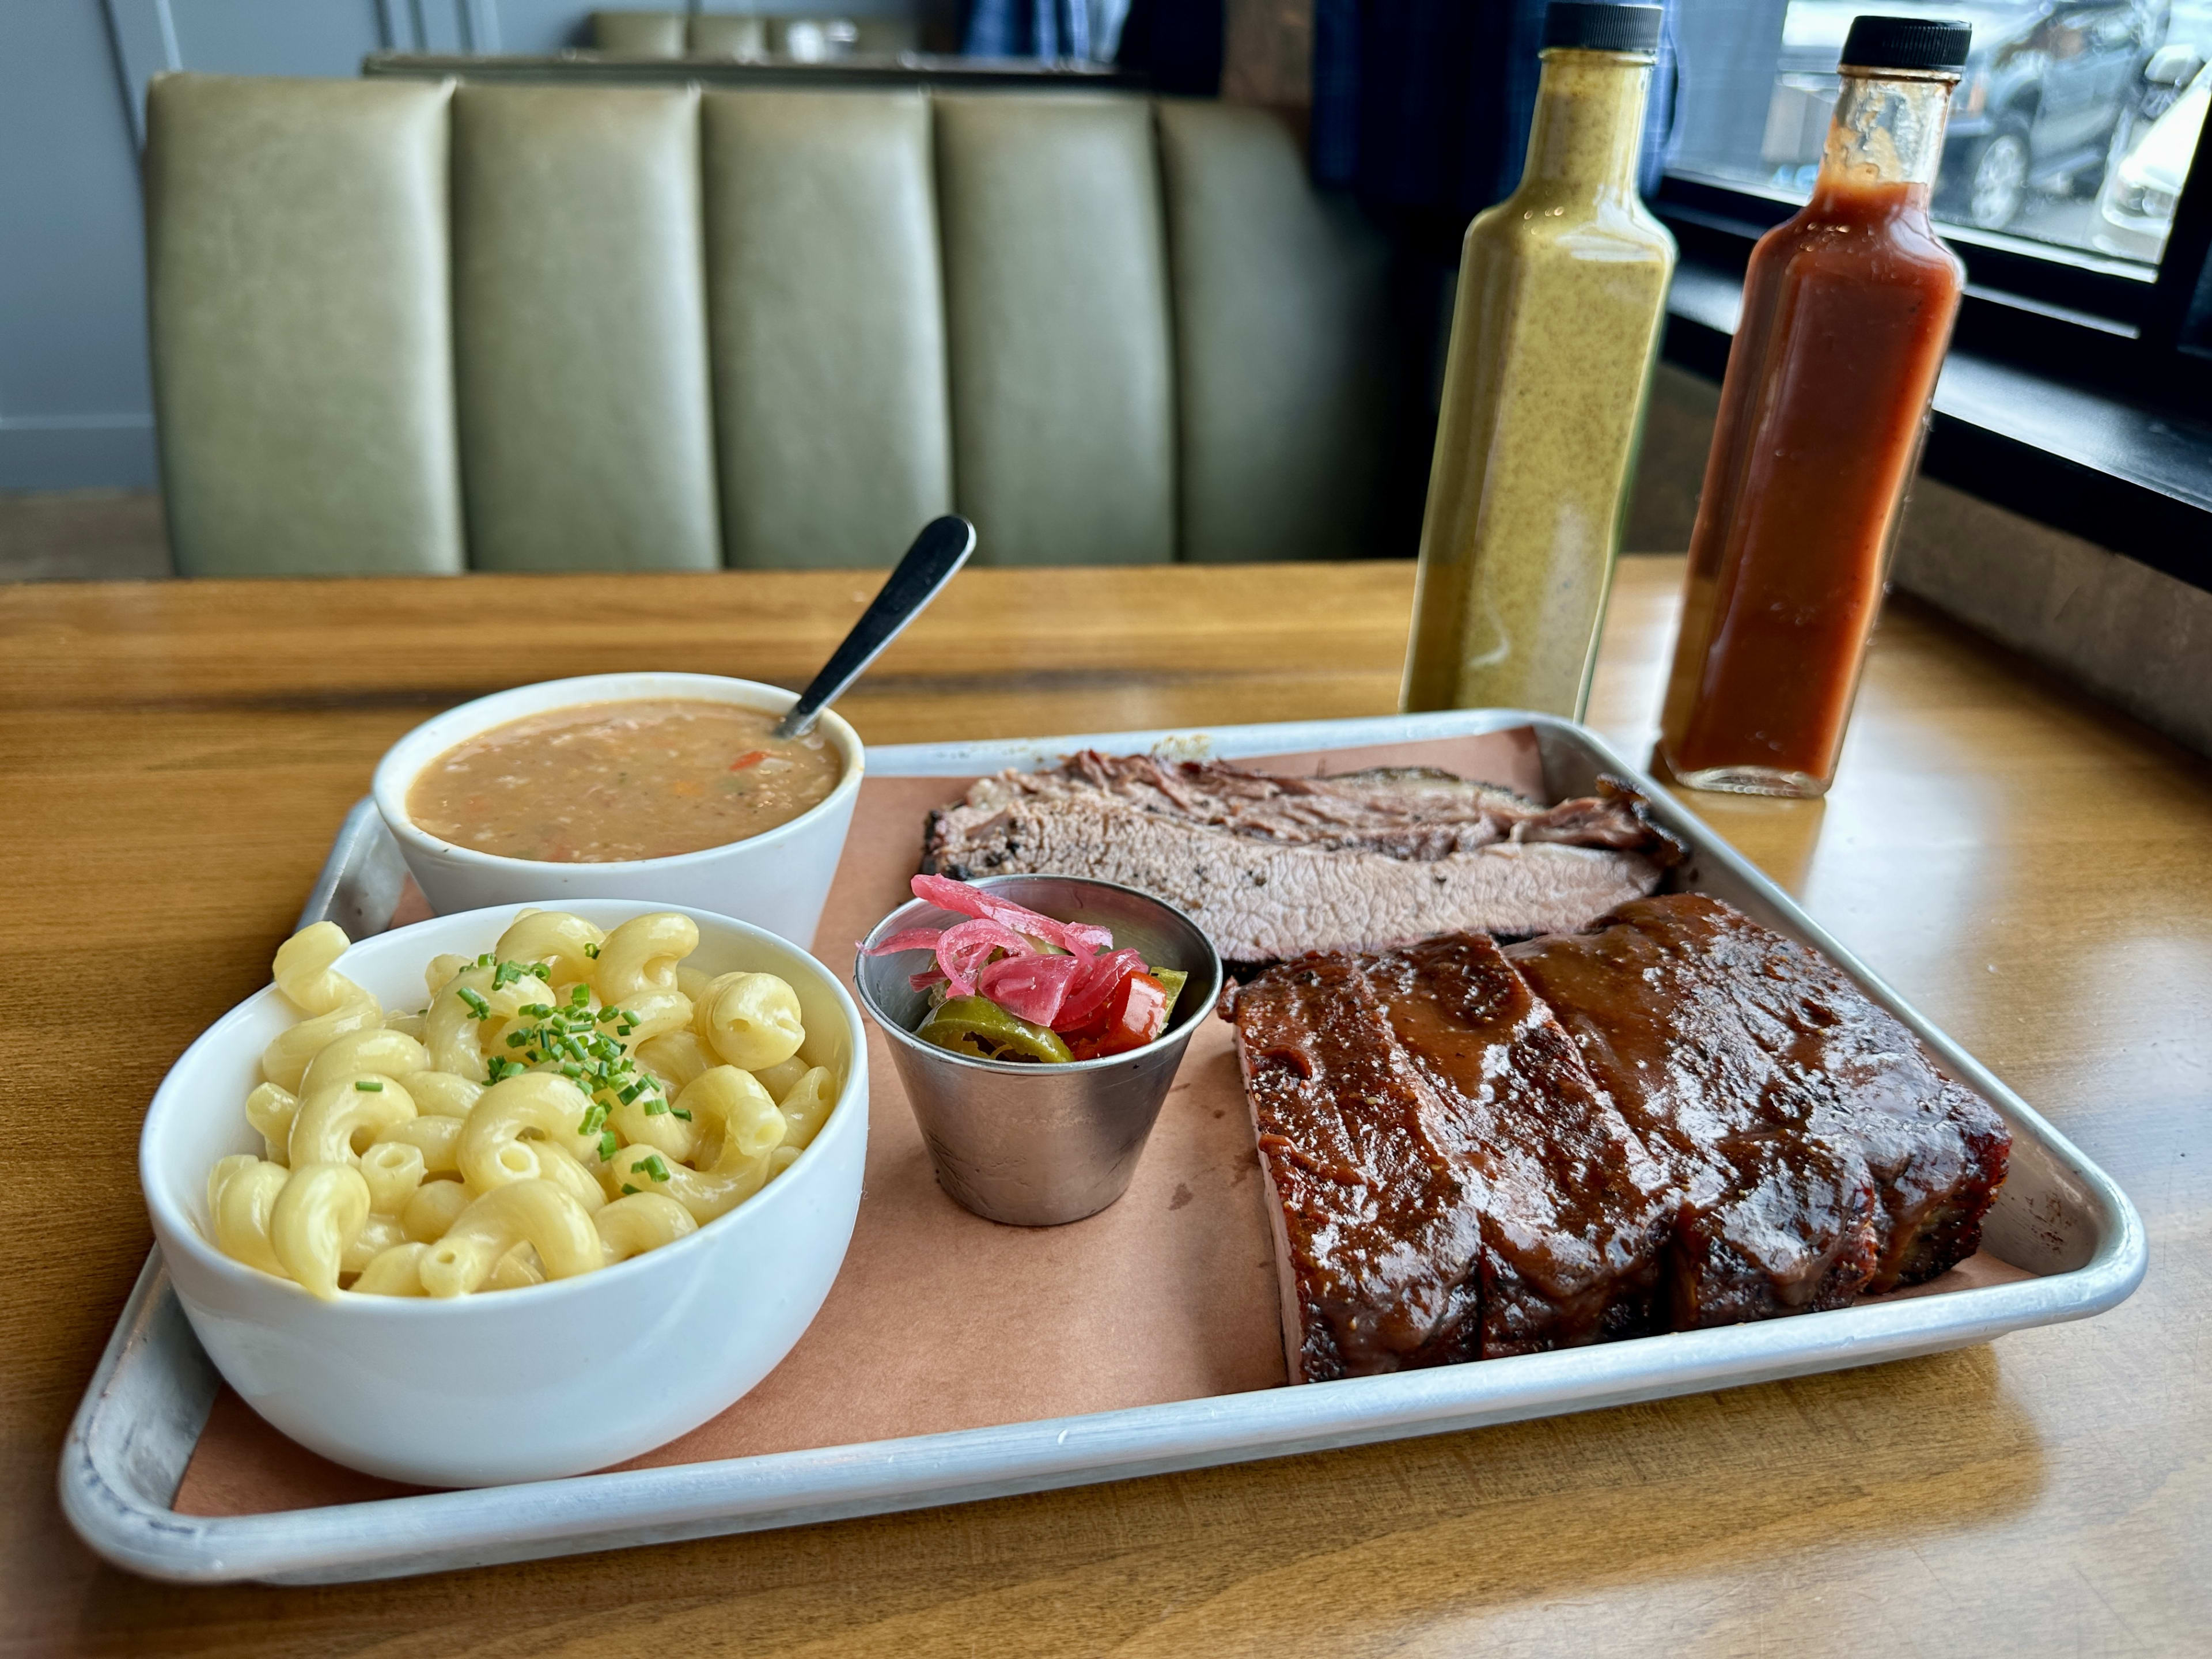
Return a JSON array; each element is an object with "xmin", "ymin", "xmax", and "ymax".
[
  {"xmin": 924, "ymin": 752, "xmax": 1684, "ymax": 964},
  {"xmin": 1232, "ymin": 934, "xmax": 1673, "ymax": 1381},
  {"xmin": 1508, "ymin": 895, "xmax": 2010, "ymax": 1300}
]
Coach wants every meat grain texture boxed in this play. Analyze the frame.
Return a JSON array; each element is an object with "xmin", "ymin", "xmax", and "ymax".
[{"xmin": 925, "ymin": 752, "xmax": 1683, "ymax": 963}]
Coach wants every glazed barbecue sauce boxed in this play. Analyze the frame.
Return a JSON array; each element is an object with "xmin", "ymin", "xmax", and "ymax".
[
  {"xmin": 1660, "ymin": 36, "xmax": 1968, "ymax": 797},
  {"xmin": 1659, "ymin": 177, "xmax": 1960, "ymax": 789}
]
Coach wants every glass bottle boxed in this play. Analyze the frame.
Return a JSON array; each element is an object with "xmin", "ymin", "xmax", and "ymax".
[
  {"xmin": 1402, "ymin": 2, "xmax": 1675, "ymax": 721},
  {"xmin": 1658, "ymin": 17, "xmax": 1971, "ymax": 796}
]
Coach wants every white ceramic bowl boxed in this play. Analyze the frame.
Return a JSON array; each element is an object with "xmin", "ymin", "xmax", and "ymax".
[
  {"xmin": 139, "ymin": 900, "xmax": 869, "ymax": 1487},
  {"xmin": 371, "ymin": 673, "xmax": 864, "ymax": 948}
]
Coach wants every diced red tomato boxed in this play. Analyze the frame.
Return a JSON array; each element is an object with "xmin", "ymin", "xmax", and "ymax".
[
  {"xmin": 1055, "ymin": 969, "xmax": 1127, "ymax": 1045},
  {"xmin": 1051, "ymin": 948, "xmax": 1146, "ymax": 1031},
  {"xmin": 1065, "ymin": 971, "xmax": 1171, "ymax": 1059}
]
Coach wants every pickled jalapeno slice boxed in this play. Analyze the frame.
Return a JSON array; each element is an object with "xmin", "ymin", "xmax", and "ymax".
[{"xmin": 916, "ymin": 996, "xmax": 1075, "ymax": 1064}]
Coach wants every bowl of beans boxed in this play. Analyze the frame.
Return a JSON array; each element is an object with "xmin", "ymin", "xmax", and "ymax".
[{"xmin": 372, "ymin": 673, "xmax": 865, "ymax": 947}]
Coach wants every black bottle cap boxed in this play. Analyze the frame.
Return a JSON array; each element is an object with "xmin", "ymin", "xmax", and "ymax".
[
  {"xmin": 1541, "ymin": 3, "xmax": 1664, "ymax": 54},
  {"xmin": 1839, "ymin": 15, "xmax": 1972, "ymax": 71}
]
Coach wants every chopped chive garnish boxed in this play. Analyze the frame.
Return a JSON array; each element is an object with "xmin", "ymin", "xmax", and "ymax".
[
  {"xmin": 354, "ymin": 1078, "xmax": 384, "ymax": 1092},
  {"xmin": 620, "ymin": 1182, "xmax": 637, "ymax": 1195},
  {"xmin": 484, "ymin": 978, "xmax": 686, "ymax": 1165},
  {"xmin": 584, "ymin": 943, "xmax": 600, "ymax": 960},
  {"xmin": 642, "ymin": 1154, "xmax": 671, "ymax": 1183},
  {"xmin": 457, "ymin": 986, "xmax": 491, "ymax": 1020},
  {"xmin": 671, "ymin": 1107, "xmax": 692, "ymax": 1122}
]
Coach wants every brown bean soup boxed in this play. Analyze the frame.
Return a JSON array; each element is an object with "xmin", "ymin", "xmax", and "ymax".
[{"xmin": 408, "ymin": 699, "xmax": 843, "ymax": 862}]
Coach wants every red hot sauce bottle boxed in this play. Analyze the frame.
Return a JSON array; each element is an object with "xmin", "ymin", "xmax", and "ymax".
[{"xmin": 1659, "ymin": 16, "xmax": 1971, "ymax": 797}]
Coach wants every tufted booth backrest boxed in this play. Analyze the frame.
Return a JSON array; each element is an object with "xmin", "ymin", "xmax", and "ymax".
[{"xmin": 145, "ymin": 74, "xmax": 1392, "ymax": 575}]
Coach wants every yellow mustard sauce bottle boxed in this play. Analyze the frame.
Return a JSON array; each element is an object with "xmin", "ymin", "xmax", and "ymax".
[{"xmin": 1401, "ymin": 2, "xmax": 1676, "ymax": 720}]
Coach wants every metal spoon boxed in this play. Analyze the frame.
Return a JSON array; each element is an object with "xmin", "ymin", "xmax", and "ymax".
[{"xmin": 771, "ymin": 514, "xmax": 977, "ymax": 740}]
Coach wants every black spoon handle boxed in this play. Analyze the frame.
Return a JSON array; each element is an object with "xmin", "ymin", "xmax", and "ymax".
[{"xmin": 772, "ymin": 515, "xmax": 978, "ymax": 740}]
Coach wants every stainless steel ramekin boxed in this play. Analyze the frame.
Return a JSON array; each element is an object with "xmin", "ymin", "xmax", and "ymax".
[{"xmin": 854, "ymin": 874, "xmax": 1224, "ymax": 1227}]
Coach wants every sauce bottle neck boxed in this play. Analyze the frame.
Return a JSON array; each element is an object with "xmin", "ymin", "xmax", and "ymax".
[
  {"xmin": 1517, "ymin": 48, "xmax": 1655, "ymax": 201},
  {"xmin": 1810, "ymin": 68, "xmax": 1960, "ymax": 213}
]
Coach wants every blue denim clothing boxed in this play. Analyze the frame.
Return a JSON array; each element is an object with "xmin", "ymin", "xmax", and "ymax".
[
  {"xmin": 963, "ymin": 0, "xmax": 1092, "ymax": 58},
  {"xmin": 1312, "ymin": 0, "xmax": 1677, "ymax": 219}
]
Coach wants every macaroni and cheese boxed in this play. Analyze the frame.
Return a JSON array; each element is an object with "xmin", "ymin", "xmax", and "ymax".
[{"xmin": 204, "ymin": 912, "xmax": 838, "ymax": 1299}]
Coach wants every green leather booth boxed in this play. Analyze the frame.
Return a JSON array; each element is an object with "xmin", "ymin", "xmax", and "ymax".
[{"xmin": 145, "ymin": 75, "xmax": 1393, "ymax": 575}]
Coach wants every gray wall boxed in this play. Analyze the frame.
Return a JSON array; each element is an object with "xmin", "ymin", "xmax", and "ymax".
[
  {"xmin": 1, "ymin": 5, "xmax": 157, "ymax": 488},
  {"xmin": 0, "ymin": 0, "xmax": 906, "ymax": 491}
]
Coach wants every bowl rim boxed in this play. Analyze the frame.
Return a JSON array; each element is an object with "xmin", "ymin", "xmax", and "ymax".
[
  {"xmin": 141, "ymin": 899, "xmax": 868, "ymax": 1317},
  {"xmin": 854, "ymin": 873, "xmax": 1225, "ymax": 1075},
  {"xmin": 370, "ymin": 672, "xmax": 866, "ymax": 876}
]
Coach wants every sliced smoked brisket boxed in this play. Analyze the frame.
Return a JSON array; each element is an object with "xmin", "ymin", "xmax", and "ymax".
[
  {"xmin": 924, "ymin": 753, "xmax": 1683, "ymax": 964},
  {"xmin": 1233, "ymin": 934, "xmax": 1673, "ymax": 1380}
]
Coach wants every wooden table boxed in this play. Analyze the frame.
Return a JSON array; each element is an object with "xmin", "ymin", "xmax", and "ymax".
[{"xmin": 4, "ymin": 557, "xmax": 2205, "ymax": 1655}]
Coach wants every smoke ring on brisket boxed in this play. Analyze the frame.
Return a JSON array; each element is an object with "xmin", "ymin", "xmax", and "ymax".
[{"xmin": 924, "ymin": 752, "xmax": 1685, "ymax": 964}]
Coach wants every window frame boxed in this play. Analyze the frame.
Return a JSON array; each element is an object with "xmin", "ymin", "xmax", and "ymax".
[{"xmin": 1652, "ymin": 30, "xmax": 2212, "ymax": 422}]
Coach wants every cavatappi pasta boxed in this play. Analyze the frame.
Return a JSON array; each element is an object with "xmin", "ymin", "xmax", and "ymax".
[{"xmin": 204, "ymin": 912, "xmax": 839, "ymax": 1300}]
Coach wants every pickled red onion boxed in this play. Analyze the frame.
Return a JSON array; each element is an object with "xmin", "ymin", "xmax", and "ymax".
[
  {"xmin": 933, "ymin": 918, "xmax": 1033, "ymax": 997},
  {"xmin": 870, "ymin": 926, "xmax": 947, "ymax": 956},
  {"xmin": 975, "ymin": 952, "xmax": 1084, "ymax": 1025},
  {"xmin": 909, "ymin": 874, "xmax": 1113, "ymax": 955},
  {"xmin": 867, "ymin": 874, "xmax": 1147, "ymax": 1029}
]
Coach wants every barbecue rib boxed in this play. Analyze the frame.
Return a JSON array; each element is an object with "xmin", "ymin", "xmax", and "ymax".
[
  {"xmin": 1506, "ymin": 907, "xmax": 1882, "ymax": 1325},
  {"xmin": 1233, "ymin": 934, "xmax": 1673, "ymax": 1380},
  {"xmin": 1513, "ymin": 895, "xmax": 2010, "ymax": 1296},
  {"xmin": 1232, "ymin": 897, "xmax": 2010, "ymax": 1377},
  {"xmin": 924, "ymin": 752, "xmax": 1684, "ymax": 963}
]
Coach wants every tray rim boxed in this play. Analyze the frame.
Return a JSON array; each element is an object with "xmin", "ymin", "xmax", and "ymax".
[{"xmin": 60, "ymin": 709, "xmax": 2148, "ymax": 1584}]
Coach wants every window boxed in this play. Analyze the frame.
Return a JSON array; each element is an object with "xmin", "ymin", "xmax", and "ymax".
[
  {"xmin": 1666, "ymin": 0, "xmax": 2210, "ymax": 274},
  {"xmin": 1651, "ymin": 1, "xmax": 2212, "ymax": 586}
]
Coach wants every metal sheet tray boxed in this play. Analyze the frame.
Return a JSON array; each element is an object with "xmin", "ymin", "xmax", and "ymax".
[{"xmin": 60, "ymin": 711, "xmax": 2147, "ymax": 1584}]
